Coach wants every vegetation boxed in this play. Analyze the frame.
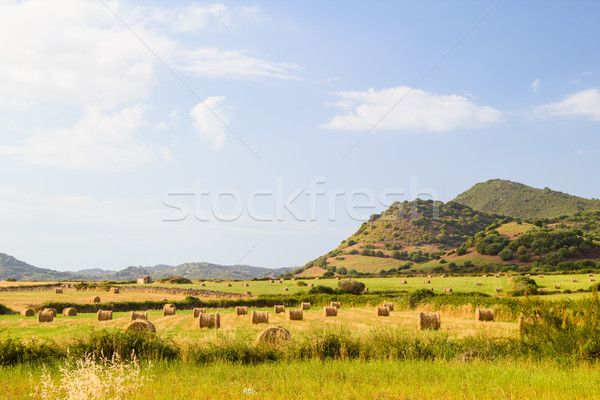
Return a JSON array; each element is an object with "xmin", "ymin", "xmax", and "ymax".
[{"xmin": 453, "ymin": 179, "xmax": 600, "ymax": 220}]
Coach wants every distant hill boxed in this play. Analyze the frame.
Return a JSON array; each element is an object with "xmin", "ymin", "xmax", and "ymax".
[
  {"xmin": 295, "ymin": 199, "xmax": 506, "ymax": 275},
  {"xmin": 0, "ymin": 253, "xmax": 291, "ymax": 281},
  {"xmin": 453, "ymin": 179, "xmax": 600, "ymax": 220}
]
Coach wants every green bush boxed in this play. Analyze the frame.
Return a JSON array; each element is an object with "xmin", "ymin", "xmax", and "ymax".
[
  {"xmin": 308, "ymin": 285, "xmax": 335, "ymax": 295},
  {"xmin": 337, "ymin": 279, "xmax": 365, "ymax": 295},
  {"xmin": 498, "ymin": 247, "xmax": 514, "ymax": 261}
]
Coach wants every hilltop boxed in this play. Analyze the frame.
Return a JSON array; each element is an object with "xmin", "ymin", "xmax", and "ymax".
[
  {"xmin": 295, "ymin": 199, "xmax": 507, "ymax": 276},
  {"xmin": 452, "ymin": 179, "xmax": 600, "ymax": 220}
]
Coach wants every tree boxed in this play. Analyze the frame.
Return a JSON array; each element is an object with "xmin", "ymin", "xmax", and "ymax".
[
  {"xmin": 337, "ymin": 267, "xmax": 348, "ymax": 275},
  {"xmin": 498, "ymin": 247, "xmax": 514, "ymax": 261}
]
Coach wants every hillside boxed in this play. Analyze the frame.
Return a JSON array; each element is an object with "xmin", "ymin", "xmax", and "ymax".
[
  {"xmin": 295, "ymin": 199, "xmax": 507, "ymax": 275},
  {"xmin": 453, "ymin": 179, "xmax": 600, "ymax": 220},
  {"xmin": 0, "ymin": 253, "xmax": 291, "ymax": 281}
]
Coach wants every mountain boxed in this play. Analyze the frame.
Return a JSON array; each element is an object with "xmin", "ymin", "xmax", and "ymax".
[
  {"xmin": 453, "ymin": 179, "xmax": 600, "ymax": 220},
  {"xmin": 295, "ymin": 199, "xmax": 507, "ymax": 275},
  {"xmin": 0, "ymin": 253, "xmax": 292, "ymax": 281}
]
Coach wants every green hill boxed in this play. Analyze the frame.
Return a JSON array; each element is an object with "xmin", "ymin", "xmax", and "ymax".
[
  {"xmin": 453, "ymin": 179, "xmax": 600, "ymax": 220},
  {"xmin": 295, "ymin": 199, "xmax": 507, "ymax": 275}
]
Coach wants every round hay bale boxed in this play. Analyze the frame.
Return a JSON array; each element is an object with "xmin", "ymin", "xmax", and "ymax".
[
  {"xmin": 274, "ymin": 305, "xmax": 285, "ymax": 314},
  {"xmin": 225, "ymin": 283, "xmax": 232, "ymax": 287},
  {"xmin": 308, "ymin": 284, "xmax": 314, "ymax": 287},
  {"xmin": 418, "ymin": 311, "xmax": 441, "ymax": 330},
  {"xmin": 323, "ymin": 306, "xmax": 337, "ymax": 317},
  {"xmin": 251, "ymin": 310, "xmax": 269, "ymax": 324},
  {"xmin": 287, "ymin": 309, "xmax": 303, "ymax": 321},
  {"xmin": 125, "ymin": 319, "xmax": 156, "ymax": 333},
  {"xmin": 38, "ymin": 310, "xmax": 54, "ymax": 323},
  {"xmin": 200, "ymin": 283, "xmax": 206, "ymax": 287},
  {"xmin": 482, "ymin": 274, "xmax": 488, "ymax": 278},
  {"xmin": 194, "ymin": 308, "xmax": 207, "ymax": 318},
  {"xmin": 278, "ymin": 279, "xmax": 284, "ymax": 283},
  {"xmin": 401, "ymin": 280, "xmax": 407, "ymax": 284},
  {"xmin": 255, "ymin": 325, "xmax": 291, "ymax": 346},
  {"xmin": 243, "ymin": 291, "xmax": 252, "ymax": 295},
  {"xmin": 590, "ymin": 278, "xmax": 597, "ymax": 282},
  {"xmin": 55, "ymin": 288, "xmax": 63, "ymax": 294},
  {"xmin": 423, "ymin": 280, "xmax": 431, "ymax": 284},
  {"xmin": 589, "ymin": 273, "xmax": 594, "ymax": 277},
  {"xmin": 363, "ymin": 287, "xmax": 369, "ymax": 292},
  {"xmin": 571, "ymin": 279, "xmax": 578, "ymax": 283},
  {"xmin": 475, "ymin": 308, "xmax": 494, "ymax": 321},
  {"xmin": 383, "ymin": 302, "xmax": 394, "ymax": 311},
  {"xmin": 109, "ymin": 288, "xmax": 120, "ymax": 294},
  {"xmin": 131, "ymin": 311, "xmax": 148, "ymax": 321},
  {"xmin": 330, "ymin": 301, "xmax": 341, "ymax": 309},
  {"xmin": 539, "ymin": 288, "xmax": 548, "ymax": 294},
  {"xmin": 444, "ymin": 288, "xmax": 453, "ymax": 293},
  {"xmin": 162, "ymin": 304, "xmax": 176, "ymax": 316},
  {"xmin": 90, "ymin": 296, "xmax": 101, "ymax": 303},
  {"xmin": 268, "ymin": 279, "xmax": 274, "ymax": 283},
  {"xmin": 199, "ymin": 312, "xmax": 220, "ymax": 329},
  {"xmin": 554, "ymin": 284, "xmax": 561, "ymax": 289},
  {"xmin": 376, "ymin": 306, "xmax": 389, "ymax": 317},
  {"xmin": 300, "ymin": 302, "xmax": 311, "ymax": 310},
  {"xmin": 495, "ymin": 287, "xmax": 503, "ymax": 293},
  {"xmin": 236, "ymin": 306, "xmax": 248, "ymax": 316},
  {"xmin": 43, "ymin": 308, "xmax": 57, "ymax": 317},
  {"xmin": 21, "ymin": 308, "xmax": 35, "ymax": 317},
  {"xmin": 476, "ymin": 282, "xmax": 483, "ymax": 286},
  {"xmin": 62, "ymin": 307, "xmax": 77, "ymax": 317},
  {"xmin": 241, "ymin": 283, "xmax": 249, "ymax": 287},
  {"xmin": 538, "ymin": 275, "xmax": 544, "ymax": 278},
  {"xmin": 495, "ymin": 274, "xmax": 501, "ymax": 278},
  {"xmin": 97, "ymin": 310, "xmax": 113, "ymax": 321},
  {"xmin": 281, "ymin": 288, "xmax": 289, "ymax": 292}
]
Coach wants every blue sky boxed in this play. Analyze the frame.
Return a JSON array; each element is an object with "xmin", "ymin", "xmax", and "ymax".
[{"xmin": 0, "ymin": 0, "xmax": 599, "ymax": 271}]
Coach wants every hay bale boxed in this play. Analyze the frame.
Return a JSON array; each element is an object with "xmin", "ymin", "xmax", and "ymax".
[
  {"xmin": 383, "ymin": 302, "xmax": 394, "ymax": 311},
  {"xmin": 251, "ymin": 310, "xmax": 269, "ymax": 324},
  {"xmin": 364, "ymin": 287, "xmax": 369, "ymax": 292},
  {"xmin": 538, "ymin": 275, "xmax": 544, "ymax": 278},
  {"xmin": 495, "ymin": 287, "xmax": 503, "ymax": 293},
  {"xmin": 482, "ymin": 274, "xmax": 488, "ymax": 278},
  {"xmin": 323, "ymin": 306, "xmax": 337, "ymax": 317},
  {"xmin": 21, "ymin": 308, "xmax": 34, "ymax": 317},
  {"xmin": 90, "ymin": 296, "xmax": 101, "ymax": 303},
  {"xmin": 539, "ymin": 288, "xmax": 548, "ymax": 294},
  {"xmin": 281, "ymin": 288, "xmax": 289, "ymax": 292},
  {"xmin": 287, "ymin": 309, "xmax": 303, "ymax": 321},
  {"xmin": 475, "ymin": 308, "xmax": 494, "ymax": 321},
  {"xmin": 401, "ymin": 280, "xmax": 407, "ymax": 284},
  {"xmin": 308, "ymin": 284, "xmax": 314, "ymax": 287},
  {"xmin": 38, "ymin": 310, "xmax": 53, "ymax": 323},
  {"xmin": 243, "ymin": 291, "xmax": 252, "ymax": 295},
  {"xmin": 200, "ymin": 283, "xmax": 206, "ymax": 287},
  {"xmin": 236, "ymin": 306, "xmax": 247, "ymax": 316},
  {"xmin": 590, "ymin": 278, "xmax": 597, "ymax": 282},
  {"xmin": 444, "ymin": 288, "xmax": 453, "ymax": 293},
  {"xmin": 495, "ymin": 274, "xmax": 501, "ymax": 278},
  {"xmin": 255, "ymin": 325, "xmax": 291, "ymax": 346},
  {"xmin": 418, "ymin": 311, "xmax": 441, "ymax": 330},
  {"xmin": 301, "ymin": 302, "xmax": 311, "ymax": 310},
  {"xmin": 55, "ymin": 288, "xmax": 63, "ymax": 294},
  {"xmin": 589, "ymin": 273, "xmax": 594, "ymax": 277},
  {"xmin": 198, "ymin": 312, "xmax": 221, "ymax": 329},
  {"xmin": 423, "ymin": 280, "xmax": 431, "ymax": 284},
  {"xmin": 62, "ymin": 307, "xmax": 77, "ymax": 317},
  {"xmin": 162, "ymin": 304, "xmax": 176, "ymax": 316},
  {"xmin": 330, "ymin": 301, "xmax": 341, "ymax": 309},
  {"xmin": 274, "ymin": 305, "xmax": 285, "ymax": 314},
  {"xmin": 376, "ymin": 306, "xmax": 389, "ymax": 317},
  {"xmin": 268, "ymin": 279, "xmax": 274, "ymax": 283},
  {"xmin": 130, "ymin": 311, "xmax": 148, "ymax": 321},
  {"xmin": 241, "ymin": 283, "xmax": 249, "ymax": 287},
  {"xmin": 572, "ymin": 279, "xmax": 578, "ymax": 282},
  {"xmin": 43, "ymin": 308, "xmax": 57, "ymax": 317},
  {"xmin": 554, "ymin": 284, "xmax": 561, "ymax": 289},
  {"xmin": 476, "ymin": 282, "xmax": 483, "ymax": 286},
  {"xmin": 125, "ymin": 320, "xmax": 156, "ymax": 333},
  {"xmin": 225, "ymin": 283, "xmax": 232, "ymax": 287},
  {"xmin": 279, "ymin": 279, "xmax": 284, "ymax": 283},
  {"xmin": 109, "ymin": 288, "xmax": 120, "ymax": 294},
  {"xmin": 97, "ymin": 310, "xmax": 113, "ymax": 321}
]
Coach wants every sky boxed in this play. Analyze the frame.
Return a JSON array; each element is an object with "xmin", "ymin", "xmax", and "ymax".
[{"xmin": 0, "ymin": 0, "xmax": 599, "ymax": 271}]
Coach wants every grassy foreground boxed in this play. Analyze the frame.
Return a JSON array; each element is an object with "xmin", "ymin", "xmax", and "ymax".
[{"xmin": 3, "ymin": 359, "xmax": 600, "ymax": 399}]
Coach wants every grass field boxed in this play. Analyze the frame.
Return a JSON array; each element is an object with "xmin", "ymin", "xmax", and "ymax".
[{"xmin": 3, "ymin": 359, "xmax": 600, "ymax": 399}]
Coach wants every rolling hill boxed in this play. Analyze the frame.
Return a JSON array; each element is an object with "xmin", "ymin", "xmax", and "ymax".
[
  {"xmin": 453, "ymin": 179, "xmax": 600, "ymax": 220},
  {"xmin": 0, "ymin": 253, "xmax": 292, "ymax": 281}
]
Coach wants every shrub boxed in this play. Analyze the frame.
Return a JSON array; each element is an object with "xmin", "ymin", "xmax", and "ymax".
[
  {"xmin": 308, "ymin": 285, "xmax": 335, "ymax": 295},
  {"xmin": 498, "ymin": 247, "xmax": 514, "ymax": 261},
  {"xmin": 296, "ymin": 281, "xmax": 307, "ymax": 287},
  {"xmin": 456, "ymin": 248, "xmax": 467, "ymax": 256},
  {"xmin": 407, "ymin": 289, "xmax": 435, "ymax": 309},
  {"xmin": 337, "ymin": 279, "xmax": 366, "ymax": 295},
  {"xmin": 158, "ymin": 276, "xmax": 192, "ymax": 284}
]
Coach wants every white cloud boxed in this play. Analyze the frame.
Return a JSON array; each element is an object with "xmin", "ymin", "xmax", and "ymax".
[
  {"xmin": 531, "ymin": 78, "xmax": 540, "ymax": 93},
  {"xmin": 190, "ymin": 97, "xmax": 232, "ymax": 149},
  {"xmin": 534, "ymin": 89, "xmax": 600, "ymax": 121},
  {"xmin": 0, "ymin": 0, "xmax": 176, "ymax": 107},
  {"xmin": 179, "ymin": 48, "xmax": 300, "ymax": 80},
  {"xmin": 322, "ymin": 86, "xmax": 501, "ymax": 132},
  {"xmin": 0, "ymin": 105, "xmax": 165, "ymax": 171},
  {"xmin": 174, "ymin": 4, "xmax": 231, "ymax": 32}
]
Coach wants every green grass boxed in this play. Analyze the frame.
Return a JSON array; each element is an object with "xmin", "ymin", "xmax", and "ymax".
[{"xmin": 4, "ymin": 359, "xmax": 600, "ymax": 399}]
